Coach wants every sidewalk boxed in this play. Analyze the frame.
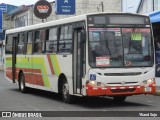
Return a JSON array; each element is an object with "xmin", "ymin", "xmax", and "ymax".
[
  {"xmin": 0, "ymin": 61, "xmax": 4, "ymax": 71},
  {"xmin": 155, "ymin": 86, "xmax": 160, "ymax": 95},
  {"xmin": 155, "ymin": 78, "xmax": 160, "ymax": 95}
]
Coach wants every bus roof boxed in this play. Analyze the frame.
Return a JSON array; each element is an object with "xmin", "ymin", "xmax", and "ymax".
[
  {"xmin": 6, "ymin": 12, "xmax": 148, "ymax": 35},
  {"xmin": 6, "ymin": 14, "xmax": 86, "ymax": 34}
]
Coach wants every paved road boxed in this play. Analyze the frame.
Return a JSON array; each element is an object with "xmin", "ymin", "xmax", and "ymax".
[{"xmin": 0, "ymin": 71, "xmax": 160, "ymax": 120}]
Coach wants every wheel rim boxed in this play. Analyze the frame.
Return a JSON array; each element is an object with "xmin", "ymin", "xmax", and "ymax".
[
  {"xmin": 63, "ymin": 83, "xmax": 69, "ymax": 99},
  {"xmin": 20, "ymin": 74, "xmax": 24, "ymax": 90}
]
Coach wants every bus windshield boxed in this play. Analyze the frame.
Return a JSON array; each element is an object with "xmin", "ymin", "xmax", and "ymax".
[{"xmin": 89, "ymin": 27, "xmax": 153, "ymax": 68}]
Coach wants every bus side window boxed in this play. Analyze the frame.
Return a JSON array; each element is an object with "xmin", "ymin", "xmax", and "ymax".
[
  {"xmin": 34, "ymin": 30, "xmax": 45, "ymax": 54},
  {"xmin": 17, "ymin": 33, "xmax": 25, "ymax": 54},
  {"xmin": 5, "ymin": 35, "xmax": 13, "ymax": 54},
  {"xmin": 27, "ymin": 31, "xmax": 33, "ymax": 55},
  {"xmin": 46, "ymin": 27, "xmax": 58, "ymax": 53},
  {"xmin": 58, "ymin": 25, "xmax": 72, "ymax": 53}
]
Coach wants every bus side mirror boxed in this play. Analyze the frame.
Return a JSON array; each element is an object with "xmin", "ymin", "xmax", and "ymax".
[{"xmin": 80, "ymin": 30, "xmax": 86, "ymax": 43}]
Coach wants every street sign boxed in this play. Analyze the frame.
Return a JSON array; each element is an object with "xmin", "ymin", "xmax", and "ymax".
[
  {"xmin": 55, "ymin": 0, "xmax": 75, "ymax": 15},
  {"xmin": 0, "ymin": 4, "xmax": 7, "ymax": 12},
  {"xmin": 0, "ymin": 10, "xmax": 2, "ymax": 33},
  {"xmin": 34, "ymin": 0, "xmax": 52, "ymax": 19}
]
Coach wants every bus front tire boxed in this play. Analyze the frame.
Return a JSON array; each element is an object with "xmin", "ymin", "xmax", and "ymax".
[
  {"xmin": 19, "ymin": 72, "xmax": 27, "ymax": 93},
  {"xmin": 62, "ymin": 80, "xmax": 74, "ymax": 104}
]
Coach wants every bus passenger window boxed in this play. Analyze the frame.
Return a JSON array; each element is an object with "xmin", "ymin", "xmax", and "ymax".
[
  {"xmin": 17, "ymin": 33, "xmax": 25, "ymax": 54},
  {"xmin": 5, "ymin": 35, "xmax": 13, "ymax": 54},
  {"xmin": 34, "ymin": 30, "xmax": 45, "ymax": 54},
  {"xmin": 34, "ymin": 42, "xmax": 43, "ymax": 53},
  {"xmin": 27, "ymin": 32, "xmax": 33, "ymax": 55},
  {"xmin": 46, "ymin": 27, "xmax": 58, "ymax": 53},
  {"xmin": 58, "ymin": 25, "xmax": 72, "ymax": 53}
]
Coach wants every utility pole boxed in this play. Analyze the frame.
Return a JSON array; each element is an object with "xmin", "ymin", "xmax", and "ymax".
[
  {"xmin": 153, "ymin": 0, "xmax": 155, "ymax": 11},
  {"xmin": 100, "ymin": 2, "xmax": 104, "ymax": 12}
]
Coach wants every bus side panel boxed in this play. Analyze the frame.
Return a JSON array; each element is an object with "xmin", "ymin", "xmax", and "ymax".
[
  {"xmin": 5, "ymin": 55, "xmax": 13, "ymax": 81},
  {"xmin": 46, "ymin": 54, "xmax": 61, "ymax": 93},
  {"xmin": 16, "ymin": 55, "xmax": 29, "ymax": 82},
  {"xmin": 56, "ymin": 55, "xmax": 73, "ymax": 94},
  {"xmin": 25, "ymin": 54, "xmax": 62, "ymax": 93},
  {"xmin": 5, "ymin": 49, "xmax": 73, "ymax": 95},
  {"xmin": 32, "ymin": 55, "xmax": 50, "ymax": 87}
]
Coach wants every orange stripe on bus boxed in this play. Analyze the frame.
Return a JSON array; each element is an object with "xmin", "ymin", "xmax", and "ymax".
[
  {"xmin": 6, "ymin": 67, "xmax": 12, "ymax": 70},
  {"xmin": 47, "ymin": 55, "xmax": 55, "ymax": 75},
  {"xmin": 6, "ymin": 71, "xmax": 12, "ymax": 80},
  {"xmin": 6, "ymin": 67, "xmax": 44, "ymax": 86}
]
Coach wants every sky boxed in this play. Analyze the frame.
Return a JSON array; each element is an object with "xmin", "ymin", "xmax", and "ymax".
[{"xmin": 0, "ymin": 0, "xmax": 54, "ymax": 6}]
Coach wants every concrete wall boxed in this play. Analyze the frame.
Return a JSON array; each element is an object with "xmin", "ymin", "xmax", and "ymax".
[
  {"xmin": 122, "ymin": 0, "xmax": 141, "ymax": 13},
  {"xmin": 11, "ymin": 0, "xmax": 121, "ymax": 27}
]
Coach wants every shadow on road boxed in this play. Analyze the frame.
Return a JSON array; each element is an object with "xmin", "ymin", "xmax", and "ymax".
[
  {"xmin": 74, "ymin": 96, "xmax": 150, "ymax": 109},
  {"xmin": 9, "ymin": 88, "xmax": 150, "ymax": 109}
]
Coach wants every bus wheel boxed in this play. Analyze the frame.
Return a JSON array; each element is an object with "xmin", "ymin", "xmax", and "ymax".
[
  {"xmin": 19, "ymin": 72, "xmax": 27, "ymax": 93},
  {"xmin": 62, "ymin": 80, "xmax": 74, "ymax": 104},
  {"xmin": 113, "ymin": 96, "xmax": 126, "ymax": 103}
]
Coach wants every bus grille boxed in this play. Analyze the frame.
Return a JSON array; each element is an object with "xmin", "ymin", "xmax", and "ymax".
[
  {"xmin": 104, "ymin": 72, "xmax": 142, "ymax": 76},
  {"xmin": 107, "ymin": 82, "xmax": 138, "ymax": 86},
  {"xmin": 111, "ymin": 88, "xmax": 136, "ymax": 93}
]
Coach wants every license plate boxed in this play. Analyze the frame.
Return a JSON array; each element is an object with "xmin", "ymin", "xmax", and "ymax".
[{"xmin": 144, "ymin": 87, "xmax": 152, "ymax": 92}]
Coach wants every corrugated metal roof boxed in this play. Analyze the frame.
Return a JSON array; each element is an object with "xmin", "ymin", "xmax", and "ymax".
[
  {"xmin": 147, "ymin": 10, "xmax": 160, "ymax": 23},
  {"xmin": 8, "ymin": 5, "xmax": 30, "ymax": 15}
]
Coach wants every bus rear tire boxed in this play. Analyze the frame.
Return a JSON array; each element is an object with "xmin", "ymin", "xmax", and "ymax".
[
  {"xmin": 19, "ymin": 72, "xmax": 27, "ymax": 93},
  {"xmin": 113, "ymin": 96, "xmax": 126, "ymax": 103},
  {"xmin": 62, "ymin": 80, "xmax": 74, "ymax": 104}
]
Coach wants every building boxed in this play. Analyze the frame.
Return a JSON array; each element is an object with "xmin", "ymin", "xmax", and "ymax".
[
  {"xmin": 122, "ymin": 0, "xmax": 160, "ymax": 13},
  {"xmin": 0, "ymin": 4, "xmax": 18, "ymax": 62},
  {"xmin": 6, "ymin": 0, "xmax": 121, "ymax": 28},
  {"xmin": 0, "ymin": 0, "xmax": 121, "ymax": 65},
  {"xmin": 122, "ymin": 0, "xmax": 141, "ymax": 13}
]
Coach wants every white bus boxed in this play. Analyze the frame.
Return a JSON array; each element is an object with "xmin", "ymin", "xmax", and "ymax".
[{"xmin": 5, "ymin": 13, "xmax": 156, "ymax": 103}]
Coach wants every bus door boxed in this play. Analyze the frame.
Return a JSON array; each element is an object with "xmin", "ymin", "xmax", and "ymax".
[
  {"xmin": 73, "ymin": 26, "xmax": 86, "ymax": 94},
  {"xmin": 12, "ymin": 35, "xmax": 18, "ymax": 83}
]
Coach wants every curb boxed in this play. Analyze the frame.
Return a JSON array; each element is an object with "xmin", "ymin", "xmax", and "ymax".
[
  {"xmin": 154, "ymin": 90, "xmax": 160, "ymax": 96},
  {"xmin": 152, "ymin": 86, "xmax": 160, "ymax": 96},
  {"xmin": 0, "ymin": 65, "xmax": 4, "ymax": 71},
  {"xmin": 154, "ymin": 93, "xmax": 160, "ymax": 96}
]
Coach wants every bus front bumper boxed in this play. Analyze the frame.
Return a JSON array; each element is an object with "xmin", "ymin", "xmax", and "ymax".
[{"xmin": 86, "ymin": 84, "xmax": 156, "ymax": 96}]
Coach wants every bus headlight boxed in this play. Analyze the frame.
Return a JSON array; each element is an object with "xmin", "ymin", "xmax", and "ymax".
[
  {"xmin": 86, "ymin": 80, "xmax": 96, "ymax": 87},
  {"xmin": 90, "ymin": 81, "xmax": 96, "ymax": 85},
  {"xmin": 87, "ymin": 80, "xmax": 105, "ymax": 87},
  {"xmin": 97, "ymin": 82, "xmax": 105, "ymax": 87},
  {"xmin": 142, "ymin": 78, "xmax": 155, "ymax": 85},
  {"xmin": 143, "ymin": 80, "xmax": 147, "ymax": 85},
  {"xmin": 147, "ymin": 78, "xmax": 155, "ymax": 84}
]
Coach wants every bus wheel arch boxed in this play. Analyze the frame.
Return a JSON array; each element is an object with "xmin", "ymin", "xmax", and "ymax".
[
  {"xmin": 58, "ymin": 73, "xmax": 67, "ymax": 94},
  {"xmin": 58, "ymin": 73, "xmax": 74, "ymax": 103},
  {"xmin": 18, "ymin": 70, "xmax": 27, "ymax": 93}
]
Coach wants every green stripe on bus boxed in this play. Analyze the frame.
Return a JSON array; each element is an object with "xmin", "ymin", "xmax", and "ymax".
[
  {"xmin": 50, "ymin": 55, "xmax": 61, "ymax": 76},
  {"xmin": 10, "ymin": 57, "xmax": 50, "ymax": 88},
  {"xmin": 32, "ymin": 57, "xmax": 50, "ymax": 88}
]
